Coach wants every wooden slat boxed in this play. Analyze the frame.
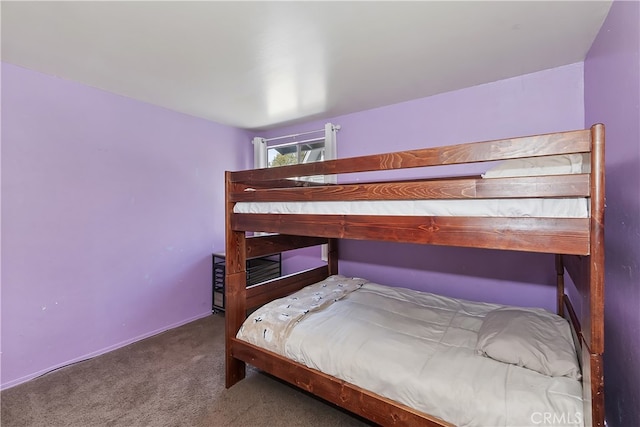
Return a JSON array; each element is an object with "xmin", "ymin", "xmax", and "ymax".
[
  {"xmin": 563, "ymin": 254, "xmax": 595, "ymax": 348},
  {"xmin": 563, "ymin": 294, "xmax": 582, "ymax": 344},
  {"xmin": 234, "ymin": 214, "xmax": 590, "ymax": 255},
  {"xmin": 241, "ymin": 178, "xmax": 328, "ymax": 189},
  {"xmin": 231, "ymin": 175, "xmax": 590, "ymax": 202},
  {"xmin": 230, "ymin": 129, "xmax": 591, "ymax": 182},
  {"xmin": 476, "ymin": 174, "xmax": 589, "ymax": 198},
  {"xmin": 231, "ymin": 339, "xmax": 453, "ymax": 427},
  {"xmin": 246, "ymin": 267, "xmax": 329, "ymax": 310},
  {"xmin": 246, "ymin": 234, "xmax": 328, "ymax": 258}
]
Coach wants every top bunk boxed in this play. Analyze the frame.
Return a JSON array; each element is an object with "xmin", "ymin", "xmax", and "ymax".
[{"xmin": 226, "ymin": 124, "xmax": 605, "ymax": 256}]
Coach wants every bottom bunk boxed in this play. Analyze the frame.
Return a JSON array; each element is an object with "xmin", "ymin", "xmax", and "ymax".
[
  {"xmin": 225, "ymin": 249, "xmax": 603, "ymax": 427},
  {"xmin": 234, "ymin": 275, "xmax": 583, "ymax": 427}
]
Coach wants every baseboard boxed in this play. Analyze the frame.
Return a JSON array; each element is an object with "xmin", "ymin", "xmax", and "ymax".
[{"xmin": 0, "ymin": 311, "xmax": 212, "ymax": 391}]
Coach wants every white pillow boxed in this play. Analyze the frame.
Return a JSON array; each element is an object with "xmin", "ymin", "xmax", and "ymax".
[
  {"xmin": 476, "ymin": 308, "xmax": 581, "ymax": 380},
  {"xmin": 482, "ymin": 154, "xmax": 590, "ymax": 178}
]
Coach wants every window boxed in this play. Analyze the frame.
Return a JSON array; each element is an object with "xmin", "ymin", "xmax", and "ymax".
[{"xmin": 253, "ymin": 123, "xmax": 339, "ymax": 184}]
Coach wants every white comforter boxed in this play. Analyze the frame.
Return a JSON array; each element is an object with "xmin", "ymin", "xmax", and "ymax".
[{"xmin": 237, "ymin": 276, "xmax": 584, "ymax": 427}]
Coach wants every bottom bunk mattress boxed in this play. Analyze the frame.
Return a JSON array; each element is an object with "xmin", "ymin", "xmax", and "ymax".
[{"xmin": 236, "ymin": 275, "xmax": 584, "ymax": 427}]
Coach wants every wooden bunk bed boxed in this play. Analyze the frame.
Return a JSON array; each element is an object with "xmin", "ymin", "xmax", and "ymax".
[{"xmin": 224, "ymin": 124, "xmax": 605, "ymax": 426}]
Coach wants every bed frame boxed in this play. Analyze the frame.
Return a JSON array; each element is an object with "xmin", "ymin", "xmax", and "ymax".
[{"xmin": 224, "ymin": 124, "xmax": 605, "ymax": 426}]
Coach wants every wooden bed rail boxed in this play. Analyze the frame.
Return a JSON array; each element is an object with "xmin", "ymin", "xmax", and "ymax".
[
  {"xmin": 230, "ymin": 174, "xmax": 590, "ymax": 202},
  {"xmin": 246, "ymin": 266, "xmax": 330, "ymax": 311},
  {"xmin": 229, "ymin": 128, "xmax": 591, "ymax": 183},
  {"xmin": 231, "ymin": 339, "xmax": 454, "ymax": 427},
  {"xmin": 246, "ymin": 234, "xmax": 329, "ymax": 258},
  {"xmin": 234, "ymin": 214, "xmax": 590, "ymax": 255}
]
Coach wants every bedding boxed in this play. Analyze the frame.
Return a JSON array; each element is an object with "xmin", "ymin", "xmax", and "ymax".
[
  {"xmin": 234, "ymin": 197, "xmax": 589, "ymax": 218},
  {"xmin": 476, "ymin": 308, "xmax": 582, "ymax": 380},
  {"xmin": 481, "ymin": 154, "xmax": 590, "ymax": 178},
  {"xmin": 237, "ymin": 275, "xmax": 584, "ymax": 427}
]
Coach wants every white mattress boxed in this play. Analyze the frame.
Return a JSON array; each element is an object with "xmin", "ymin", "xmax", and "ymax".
[
  {"xmin": 237, "ymin": 276, "xmax": 584, "ymax": 427},
  {"xmin": 234, "ymin": 198, "xmax": 589, "ymax": 218}
]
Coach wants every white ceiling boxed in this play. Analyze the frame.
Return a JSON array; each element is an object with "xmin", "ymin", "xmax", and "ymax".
[{"xmin": 2, "ymin": 1, "xmax": 612, "ymax": 131}]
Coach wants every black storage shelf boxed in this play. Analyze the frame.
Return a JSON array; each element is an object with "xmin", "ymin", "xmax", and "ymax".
[{"xmin": 212, "ymin": 252, "xmax": 281, "ymax": 311}]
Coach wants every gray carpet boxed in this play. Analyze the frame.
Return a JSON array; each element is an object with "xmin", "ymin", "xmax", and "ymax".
[{"xmin": 1, "ymin": 314, "xmax": 370, "ymax": 426}]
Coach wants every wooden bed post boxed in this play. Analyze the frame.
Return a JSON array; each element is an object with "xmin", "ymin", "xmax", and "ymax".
[
  {"xmin": 588, "ymin": 124, "xmax": 606, "ymax": 426},
  {"xmin": 589, "ymin": 124, "xmax": 605, "ymax": 356},
  {"xmin": 555, "ymin": 254, "xmax": 565, "ymax": 317},
  {"xmin": 327, "ymin": 238, "xmax": 339, "ymax": 276},
  {"xmin": 225, "ymin": 171, "xmax": 247, "ymax": 388}
]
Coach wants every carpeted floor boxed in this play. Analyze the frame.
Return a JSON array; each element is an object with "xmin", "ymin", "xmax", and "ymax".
[{"xmin": 1, "ymin": 314, "xmax": 370, "ymax": 427}]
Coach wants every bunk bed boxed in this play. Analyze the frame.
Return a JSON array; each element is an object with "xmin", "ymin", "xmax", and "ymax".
[{"xmin": 224, "ymin": 124, "xmax": 605, "ymax": 426}]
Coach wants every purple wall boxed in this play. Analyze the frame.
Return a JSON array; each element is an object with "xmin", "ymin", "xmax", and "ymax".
[
  {"xmin": 1, "ymin": 63, "xmax": 252, "ymax": 389},
  {"xmin": 4, "ymin": 19, "xmax": 626, "ymax": 406},
  {"xmin": 584, "ymin": 1, "xmax": 640, "ymax": 426},
  {"xmin": 257, "ymin": 63, "xmax": 585, "ymax": 310}
]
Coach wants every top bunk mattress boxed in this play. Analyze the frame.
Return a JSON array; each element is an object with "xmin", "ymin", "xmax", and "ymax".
[
  {"xmin": 234, "ymin": 197, "xmax": 589, "ymax": 218},
  {"xmin": 236, "ymin": 275, "xmax": 584, "ymax": 427}
]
